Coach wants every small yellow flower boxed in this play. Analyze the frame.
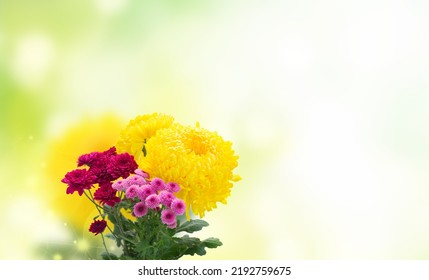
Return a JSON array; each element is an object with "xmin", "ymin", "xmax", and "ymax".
[{"xmin": 117, "ymin": 114, "xmax": 240, "ymax": 218}]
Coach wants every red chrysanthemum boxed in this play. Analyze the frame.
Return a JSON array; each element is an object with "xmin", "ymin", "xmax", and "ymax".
[
  {"xmin": 107, "ymin": 153, "xmax": 138, "ymax": 179},
  {"xmin": 89, "ymin": 220, "xmax": 107, "ymax": 235},
  {"xmin": 77, "ymin": 151, "xmax": 101, "ymax": 167},
  {"xmin": 62, "ymin": 169, "xmax": 96, "ymax": 196},
  {"xmin": 86, "ymin": 147, "xmax": 118, "ymax": 183},
  {"xmin": 94, "ymin": 182, "xmax": 120, "ymax": 206}
]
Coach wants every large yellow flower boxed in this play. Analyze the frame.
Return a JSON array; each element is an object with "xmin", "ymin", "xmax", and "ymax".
[
  {"xmin": 115, "ymin": 113, "xmax": 174, "ymax": 164},
  {"xmin": 116, "ymin": 114, "xmax": 240, "ymax": 218}
]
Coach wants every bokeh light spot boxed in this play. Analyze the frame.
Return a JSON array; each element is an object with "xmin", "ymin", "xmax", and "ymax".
[
  {"xmin": 95, "ymin": 0, "xmax": 129, "ymax": 15},
  {"xmin": 11, "ymin": 33, "xmax": 55, "ymax": 88},
  {"xmin": 76, "ymin": 239, "xmax": 89, "ymax": 252}
]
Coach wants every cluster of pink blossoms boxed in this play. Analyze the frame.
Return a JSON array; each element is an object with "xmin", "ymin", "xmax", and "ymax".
[{"xmin": 113, "ymin": 169, "xmax": 185, "ymax": 229}]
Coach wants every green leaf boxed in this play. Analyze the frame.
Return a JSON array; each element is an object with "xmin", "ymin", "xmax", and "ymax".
[
  {"xmin": 195, "ymin": 246, "xmax": 207, "ymax": 256},
  {"xmin": 175, "ymin": 219, "xmax": 209, "ymax": 234},
  {"xmin": 105, "ymin": 234, "xmax": 115, "ymax": 241},
  {"xmin": 202, "ymin": 237, "xmax": 223, "ymax": 249},
  {"xmin": 101, "ymin": 252, "xmax": 118, "ymax": 260},
  {"xmin": 174, "ymin": 235, "xmax": 223, "ymax": 257},
  {"xmin": 160, "ymin": 243, "xmax": 187, "ymax": 260},
  {"xmin": 134, "ymin": 239, "xmax": 151, "ymax": 258},
  {"xmin": 120, "ymin": 255, "xmax": 136, "ymax": 260},
  {"xmin": 175, "ymin": 235, "xmax": 200, "ymax": 247}
]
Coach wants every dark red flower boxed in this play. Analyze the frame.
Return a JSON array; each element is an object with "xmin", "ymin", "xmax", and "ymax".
[
  {"xmin": 87, "ymin": 147, "xmax": 118, "ymax": 183},
  {"xmin": 94, "ymin": 182, "xmax": 120, "ymax": 206},
  {"xmin": 102, "ymin": 146, "xmax": 117, "ymax": 158},
  {"xmin": 89, "ymin": 220, "xmax": 107, "ymax": 235},
  {"xmin": 62, "ymin": 169, "xmax": 96, "ymax": 196},
  {"xmin": 63, "ymin": 147, "xmax": 137, "ymax": 201},
  {"xmin": 107, "ymin": 153, "xmax": 138, "ymax": 179},
  {"xmin": 89, "ymin": 164, "xmax": 112, "ymax": 184},
  {"xmin": 77, "ymin": 151, "xmax": 101, "ymax": 167}
]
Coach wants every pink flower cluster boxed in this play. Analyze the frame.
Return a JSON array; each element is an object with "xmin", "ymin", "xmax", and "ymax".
[{"xmin": 113, "ymin": 171, "xmax": 185, "ymax": 228}]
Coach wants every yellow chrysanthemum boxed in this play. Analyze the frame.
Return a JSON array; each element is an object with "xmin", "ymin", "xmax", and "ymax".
[
  {"xmin": 116, "ymin": 113, "xmax": 175, "ymax": 164},
  {"xmin": 116, "ymin": 114, "xmax": 240, "ymax": 218}
]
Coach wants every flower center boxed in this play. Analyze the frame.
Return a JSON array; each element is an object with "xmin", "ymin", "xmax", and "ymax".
[{"xmin": 184, "ymin": 133, "xmax": 210, "ymax": 155}]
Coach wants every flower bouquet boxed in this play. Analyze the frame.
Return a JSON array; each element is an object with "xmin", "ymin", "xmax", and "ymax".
[{"xmin": 61, "ymin": 113, "xmax": 240, "ymax": 260}]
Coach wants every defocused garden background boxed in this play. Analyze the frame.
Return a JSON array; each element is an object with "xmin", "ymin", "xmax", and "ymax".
[{"xmin": 1, "ymin": 0, "xmax": 429, "ymax": 259}]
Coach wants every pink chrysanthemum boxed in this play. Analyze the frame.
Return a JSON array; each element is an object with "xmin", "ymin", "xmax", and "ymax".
[
  {"xmin": 133, "ymin": 201, "xmax": 148, "ymax": 218},
  {"xmin": 125, "ymin": 185, "xmax": 139, "ymax": 199},
  {"xmin": 150, "ymin": 177, "xmax": 165, "ymax": 191},
  {"xmin": 138, "ymin": 185, "xmax": 156, "ymax": 200},
  {"xmin": 167, "ymin": 219, "xmax": 177, "ymax": 229},
  {"xmin": 145, "ymin": 194, "xmax": 160, "ymax": 209},
  {"xmin": 158, "ymin": 190, "xmax": 175, "ymax": 207},
  {"xmin": 170, "ymin": 198, "xmax": 186, "ymax": 216},
  {"xmin": 126, "ymin": 175, "xmax": 147, "ymax": 187},
  {"xmin": 112, "ymin": 179, "xmax": 127, "ymax": 191},
  {"xmin": 165, "ymin": 182, "xmax": 180, "ymax": 193},
  {"xmin": 161, "ymin": 209, "xmax": 176, "ymax": 225},
  {"xmin": 134, "ymin": 168, "xmax": 149, "ymax": 178},
  {"xmin": 89, "ymin": 220, "xmax": 107, "ymax": 235}
]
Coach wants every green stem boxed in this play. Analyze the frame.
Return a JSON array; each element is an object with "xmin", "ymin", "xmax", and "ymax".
[
  {"xmin": 83, "ymin": 191, "xmax": 116, "ymax": 259},
  {"xmin": 100, "ymin": 232, "xmax": 111, "ymax": 260},
  {"xmin": 83, "ymin": 190, "xmax": 117, "ymax": 237},
  {"xmin": 112, "ymin": 206, "xmax": 132, "ymax": 256},
  {"xmin": 83, "ymin": 190, "xmax": 103, "ymax": 211}
]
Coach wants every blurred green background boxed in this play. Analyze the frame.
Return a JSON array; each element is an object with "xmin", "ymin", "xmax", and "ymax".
[{"xmin": 1, "ymin": 0, "xmax": 429, "ymax": 259}]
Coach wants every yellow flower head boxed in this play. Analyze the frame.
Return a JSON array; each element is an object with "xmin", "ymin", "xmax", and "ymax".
[
  {"xmin": 116, "ymin": 114, "xmax": 240, "ymax": 218},
  {"xmin": 116, "ymin": 113, "xmax": 174, "ymax": 164}
]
